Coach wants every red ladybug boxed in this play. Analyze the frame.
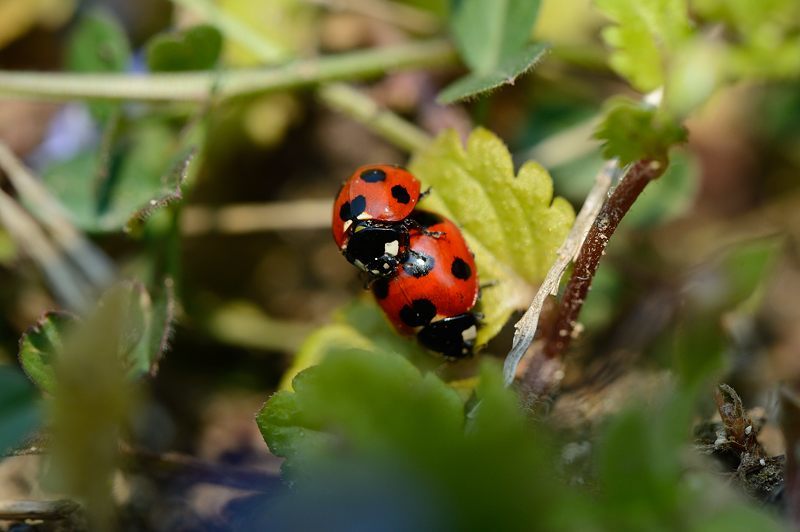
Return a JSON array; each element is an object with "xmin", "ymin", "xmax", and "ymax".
[
  {"xmin": 332, "ymin": 165, "xmax": 422, "ymax": 277},
  {"xmin": 371, "ymin": 211, "xmax": 480, "ymax": 358}
]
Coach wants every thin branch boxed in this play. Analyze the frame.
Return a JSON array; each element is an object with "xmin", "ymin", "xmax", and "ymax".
[
  {"xmin": 0, "ymin": 39, "xmax": 456, "ymax": 103},
  {"xmin": 538, "ymin": 159, "xmax": 667, "ymax": 362},
  {"xmin": 173, "ymin": 0, "xmax": 438, "ymax": 153},
  {"xmin": 317, "ymin": 82, "xmax": 432, "ymax": 152},
  {"xmin": 182, "ymin": 199, "xmax": 330, "ymax": 235},
  {"xmin": 0, "ymin": 499, "xmax": 81, "ymax": 521},
  {"xmin": 0, "ymin": 143, "xmax": 115, "ymax": 287},
  {"xmin": 502, "ymin": 162, "xmax": 616, "ymax": 386},
  {"xmin": 0, "ymin": 189, "xmax": 91, "ymax": 311}
]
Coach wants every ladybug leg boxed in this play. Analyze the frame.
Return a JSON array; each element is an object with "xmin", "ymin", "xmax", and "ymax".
[
  {"xmin": 418, "ymin": 186, "xmax": 433, "ymax": 200},
  {"xmin": 479, "ymin": 280, "xmax": 499, "ymax": 290},
  {"xmin": 422, "ymin": 230, "xmax": 445, "ymax": 239}
]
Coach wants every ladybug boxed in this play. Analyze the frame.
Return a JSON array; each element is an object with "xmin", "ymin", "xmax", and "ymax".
[
  {"xmin": 370, "ymin": 211, "xmax": 480, "ymax": 358},
  {"xmin": 332, "ymin": 164, "xmax": 422, "ymax": 277}
]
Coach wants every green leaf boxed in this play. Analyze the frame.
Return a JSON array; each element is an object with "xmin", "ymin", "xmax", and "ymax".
[
  {"xmin": 441, "ymin": 0, "xmax": 546, "ymax": 102},
  {"xmin": 437, "ymin": 43, "xmax": 549, "ymax": 104},
  {"xmin": 594, "ymin": 98, "xmax": 687, "ymax": 165},
  {"xmin": 279, "ymin": 298, "xmax": 435, "ymax": 390},
  {"xmin": 42, "ymin": 119, "xmax": 198, "ymax": 233},
  {"xmin": 115, "ymin": 280, "xmax": 174, "ymax": 379},
  {"xmin": 66, "ymin": 10, "xmax": 130, "ymax": 73},
  {"xmin": 595, "ymin": 0, "xmax": 691, "ymax": 92},
  {"xmin": 145, "ymin": 24, "xmax": 223, "ymax": 72},
  {"xmin": 19, "ymin": 312, "xmax": 78, "ymax": 394},
  {"xmin": 66, "ymin": 10, "xmax": 131, "ymax": 121},
  {"xmin": 409, "ymin": 128, "xmax": 575, "ymax": 344},
  {"xmin": 0, "ymin": 365, "xmax": 41, "ymax": 451},
  {"xmin": 18, "ymin": 281, "xmax": 174, "ymax": 393},
  {"xmin": 258, "ymin": 352, "xmax": 583, "ymax": 530},
  {"xmin": 451, "ymin": 0, "xmax": 542, "ymax": 74}
]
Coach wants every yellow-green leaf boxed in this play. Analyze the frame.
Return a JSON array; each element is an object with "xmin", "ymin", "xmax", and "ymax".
[
  {"xmin": 595, "ymin": 0, "xmax": 691, "ymax": 92},
  {"xmin": 280, "ymin": 299, "xmax": 436, "ymax": 390},
  {"xmin": 409, "ymin": 128, "xmax": 575, "ymax": 345}
]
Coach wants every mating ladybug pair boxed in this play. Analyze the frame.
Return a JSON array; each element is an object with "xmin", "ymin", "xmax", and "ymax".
[{"xmin": 332, "ymin": 165, "xmax": 480, "ymax": 358}]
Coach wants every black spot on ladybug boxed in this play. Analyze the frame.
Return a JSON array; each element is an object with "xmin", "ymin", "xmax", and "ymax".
[
  {"xmin": 451, "ymin": 257, "xmax": 471, "ymax": 280},
  {"xmin": 372, "ymin": 278, "xmax": 390, "ymax": 299},
  {"xmin": 403, "ymin": 251, "xmax": 435, "ymax": 278},
  {"xmin": 349, "ymin": 195, "xmax": 367, "ymax": 218},
  {"xmin": 360, "ymin": 168, "xmax": 387, "ymax": 182},
  {"xmin": 391, "ymin": 185, "xmax": 411, "ymax": 204},
  {"xmin": 399, "ymin": 299, "xmax": 437, "ymax": 327},
  {"xmin": 338, "ymin": 201, "xmax": 351, "ymax": 221}
]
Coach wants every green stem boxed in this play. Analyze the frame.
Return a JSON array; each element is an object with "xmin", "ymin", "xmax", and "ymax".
[
  {"xmin": 0, "ymin": 39, "xmax": 456, "ymax": 103},
  {"xmin": 318, "ymin": 82, "xmax": 432, "ymax": 152}
]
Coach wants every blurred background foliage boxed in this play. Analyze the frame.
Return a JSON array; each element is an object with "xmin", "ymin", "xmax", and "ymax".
[{"xmin": 0, "ymin": 0, "xmax": 798, "ymax": 530}]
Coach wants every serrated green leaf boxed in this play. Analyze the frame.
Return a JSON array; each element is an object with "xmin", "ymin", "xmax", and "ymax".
[
  {"xmin": 145, "ymin": 24, "xmax": 223, "ymax": 72},
  {"xmin": 442, "ymin": 0, "xmax": 546, "ymax": 102},
  {"xmin": 437, "ymin": 43, "xmax": 549, "ymax": 104},
  {"xmin": 18, "ymin": 281, "xmax": 173, "ymax": 392},
  {"xmin": 0, "ymin": 365, "xmax": 41, "ymax": 451},
  {"xmin": 19, "ymin": 312, "xmax": 78, "ymax": 394},
  {"xmin": 594, "ymin": 98, "xmax": 687, "ymax": 165},
  {"xmin": 409, "ymin": 128, "xmax": 575, "ymax": 344},
  {"xmin": 42, "ymin": 119, "xmax": 198, "ymax": 233},
  {"xmin": 595, "ymin": 0, "xmax": 691, "ymax": 91}
]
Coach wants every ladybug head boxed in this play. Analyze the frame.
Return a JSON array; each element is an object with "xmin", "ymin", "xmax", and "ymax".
[{"xmin": 344, "ymin": 220, "xmax": 410, "ymax": 278}]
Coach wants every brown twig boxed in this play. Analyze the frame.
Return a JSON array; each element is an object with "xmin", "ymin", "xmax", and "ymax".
[
  {"xmin": 540, "ymin": 159, "xmax": 667, "ymax": 361},
  {"xmin": 517, "ymin": 158, "xmax": 667, "ymax": 401}
]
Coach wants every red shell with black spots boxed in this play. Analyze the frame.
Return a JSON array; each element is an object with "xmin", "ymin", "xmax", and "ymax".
[
  {"xmin": 331, "ymin": 164, "xmax": 422, "ymax": 249},
  {"xmin": 371, "ymin": 212, "xmax": 479, "ymax": 335}
]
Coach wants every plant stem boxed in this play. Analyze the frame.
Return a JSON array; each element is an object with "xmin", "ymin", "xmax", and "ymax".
[
  {"xmin": 0, "ymin": 39, "xmax": 456, "ymax": 103},
  {"xmin": 539, "ymin": 159, "xmax": 667, "ymax": 361},
  {"xmin": 318, "ymin": 82, "xmax": 432, "ymax": 152}
]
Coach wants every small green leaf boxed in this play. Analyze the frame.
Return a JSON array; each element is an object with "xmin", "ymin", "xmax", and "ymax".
[
  {"xmin": 441, "ymin": 0, "xmax": 546, "ymax": 102},
  {"xmin": 18, "ymin": 281, "xmax": 173, "ymax": 392},
  {"xmin": 19, "ymin": 312, "xmax": 78, "ymax": 394},
  {"xmin": 409, "ymin": 128, "xmax": 575, "ymax": 344},
  {"xmin": 67, "ymin": 10, "xmax": 130, "ymax": 73},
  {"xmin": 66, "ymin": 10, "xmax": 131, "ymax": 121},
  {"xmin": 42, "ymin": 119, "xmax": 199, "ymax": 233},
  {"xmin": 145, "ymin": 24, "xmax": 223, "ymax": 72},
  {"xmin": 437, "ymin": 43, "xmax": 549, "ymax": 104},
  {"xmin": 595, "ymin": 0, "xmax": 691, "ymax": 92},
  {"xmin": 0, "ymin": 365, "xmax": 41, "ymax": 451},
  {"xmin": 594, "ymin": 98, "xmax": 687, "ymax": 165}
]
